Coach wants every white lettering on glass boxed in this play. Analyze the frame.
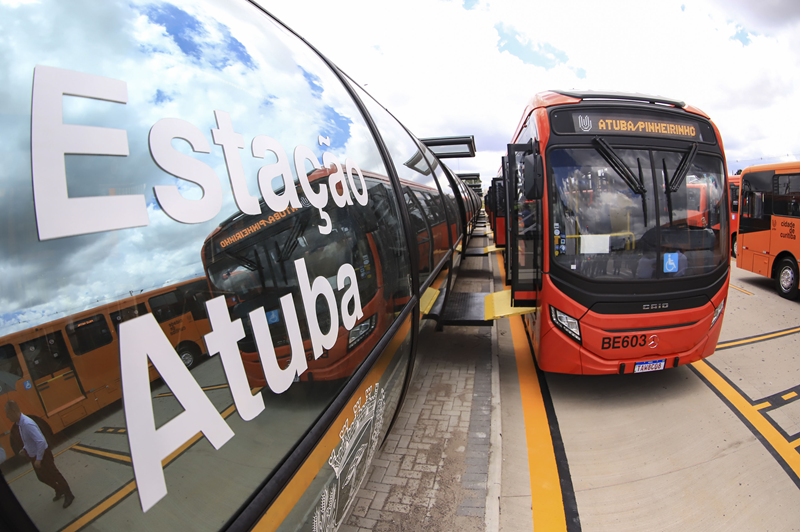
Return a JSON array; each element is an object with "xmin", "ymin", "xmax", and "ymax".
[
  {"xmin": 120, "ymin": 314, "xmax": 234, "ymax": 512},
  {"xmin": 252, "ymin": 134, "xmax": 302, "ymax": 212},
  {"xmin": 296, "ymin": 257, "xmax": 339, "ymax": 359},
  {"xmin": 31, "ymin": 65, "xmax": 148, "ymax": 240},
  {"xmin": 212, "ymin": 110, "xmax": 261, "ymax": 215},
  {"xmin": 203, "ymin": 296, "xmax": 265, "ymax": 421},
  {"xmin": 150, "ymin": 118, "xmax": 223, "ymax": 223}
]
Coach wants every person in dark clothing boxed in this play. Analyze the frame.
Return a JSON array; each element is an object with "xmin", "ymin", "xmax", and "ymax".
[{"xmin": 5, "ymin": 400, "xmax": 74, "ymax": 508}]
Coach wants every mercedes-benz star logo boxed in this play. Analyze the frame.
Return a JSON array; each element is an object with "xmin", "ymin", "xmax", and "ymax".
[{"xmin": 647, "ymin": 334, "xmax": 659, "ymax": 349}]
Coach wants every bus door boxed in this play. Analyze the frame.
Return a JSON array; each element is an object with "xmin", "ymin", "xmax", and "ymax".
[
  {"xmin": 64, "ymin": 313, "xmax": 118, "ymax": 408},
  {"xmin": 493, "ymin": 177, "xmax": 506, "ymax": 249},
  {"xmin": 18, "ymin": 329, "xmax": 86, "ymax": 419},
  {"xmin": 739, "ymin": 170, "xmax": 773, "ymax": 274},
  {"xmin": 507, "ymin": 141, "xmax": 542, "ymax": 308}
]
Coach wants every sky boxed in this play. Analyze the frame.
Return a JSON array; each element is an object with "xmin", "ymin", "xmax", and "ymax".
[{"xmin": 258, "ymin": 0, "xmax": 800, "ymax": 189}]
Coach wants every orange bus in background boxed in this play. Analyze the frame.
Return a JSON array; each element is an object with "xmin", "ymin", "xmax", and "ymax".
[
  {"xmin": 503, "ymin": 90, "xmax": 730, "ymax": 375},
  {"xmin": 737, "ymin": 161, "xmax": 800, "ymax": 298},
  {"xmin": 0, "ymin": 278, "xmax": 212, "ymax": 458},
  {"xmin": 729, "ymin": 174, "xmax": 741, "ymax": 257}
]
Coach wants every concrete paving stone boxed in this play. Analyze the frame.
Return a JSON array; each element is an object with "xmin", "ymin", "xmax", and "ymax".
[
  {"xmin": 338, "ymin": 525, "xmax": 360, "ymax": 532},
  {"xmin": 370, "ymin": 491, "xmax": 388, "ymax": 510},
  {"xmin": 408, "ymin": 442, "xmax": 431, "ymax": 450},
  {"xmin": 456, "ymin": 506, "xmax": 484, "ymax": 517},
  {"xmin": 364, "ymin": 482, "xmax": 392, "ymax": 493},
  {"xmin": 462, "ymin": 481, "xmax": 487, "ymax": 490},
  {"xmin": 462, "ymin": 473, "xmax": 488, "ymax": 483},
  {"xmin": 357, "ymin": 488, "xmax": 377, "ymax": 500},
  {"xmin": 366, "ymin": 509, "xmax": 396, "ymax": 521},
  {"xmin": 397, "ymin": 470, "xmax": 423, "ymax": 479},
  {"xmin": 463, "ymin": 489, "xmax": 487, "ymax": 500},
  {"xmin": 371, "ymin": 459, "xmax": 390, "ymax": 468},
  {"xmin": 466, "ymin": 463, "xmax": 489, "ymax": 475},
  {"xmin": 465, "ymin": 457, "xmax": 486, "ymax": 465},
  {"xmin": 370, "ymin": 466, "xmax": 386, "ymax": 483},
  {"xmin": 381, "ymin": 476, "xmax": 408, "ymax": 486},
  {"xmin": 406, "ymin": 478, "xmax": 421, "ymax": 491},
  {"xmin": 415, "ymin": 452, "xmax": 428, "ymax": 463},
  {"xmin": 467, "ymin": 444, "xmax": 489, "ymax": 452},
  {"xmin": 400, "ymin": 455, "xmax": 415, "ymax": 470},
  {"xmin": 347, "ymin": 516, "xmax": 377, "ymax": 529},
  {"xmin": 384, "ymin": 502, "xmax": 411, "ymax": 513},
  {"xmin": 458, "ymin": 498, "xmax": 486, "ymax": 508},
  {"xmin": 413, "ymin": 464, "xmax": 438, "ymax": 473}
]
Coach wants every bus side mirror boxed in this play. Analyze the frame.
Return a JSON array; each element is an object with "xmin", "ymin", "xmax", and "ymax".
[{"xmin": 523, "ymin": 153, "xmax": 543, "ymax": 199}]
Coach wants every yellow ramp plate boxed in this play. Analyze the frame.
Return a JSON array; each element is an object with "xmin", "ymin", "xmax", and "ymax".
[
  {"xmin": 484, "ymin": 244, "xmax": 499, "ymax": 253},
  {"xmin": 484, "ymin": 290, "xmax": 537, "ymax": 321},
  {"xmin": 420, "ymin": 287, "xmax": 440, "ymax": 316}
]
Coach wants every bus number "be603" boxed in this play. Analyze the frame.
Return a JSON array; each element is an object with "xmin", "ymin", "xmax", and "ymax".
[{"xmin": 601, "ymin": 334, "xmax": 647, "ymax": 349}]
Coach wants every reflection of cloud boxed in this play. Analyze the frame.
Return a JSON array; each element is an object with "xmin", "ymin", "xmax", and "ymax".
[{"xmin": 0, "ymin": 0, "xmax": 398, "ymax": 336}]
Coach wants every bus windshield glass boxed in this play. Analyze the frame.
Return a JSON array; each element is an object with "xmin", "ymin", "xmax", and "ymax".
[{"xmin": 550, "ymin": 146, "xmax": 727, "ymax": 280}]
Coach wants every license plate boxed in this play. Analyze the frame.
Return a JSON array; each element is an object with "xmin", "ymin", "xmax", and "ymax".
[{"xmin": 634, "ymin": 359, "xmax": 666, "ymax": 373}]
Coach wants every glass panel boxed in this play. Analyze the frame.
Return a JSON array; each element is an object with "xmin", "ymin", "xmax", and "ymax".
[
  {"xmin": 0, "ymin": 344, "xmax": 23, "ymax": 396},
  {"xmin": 19, "ymin": 332, "xmax": 71, "ymax": 381},
  {"xmin": 1, "ymin": 0, "xmax": 411, "ymax": 529},
  {"xmin": 772, "ymin": 175, "xmax": 800, "ymax": 216},
  {"xmin": 110, "ymin": 304, "xmax": 149, "ymax": 333},
  {"xmin": 65, "ymin": 314, "xmax": 113, "ymax": 356},
  {"xmin": 652, "ymin": 151, "xmax": 727, "ymax": 276},
  {"xmin": 551, "ymin": 148, "xmax": 657, "ymax": 280},
  {"xmin": 550, "ymin": 147, "xmax": 727, "ymax": 280}
]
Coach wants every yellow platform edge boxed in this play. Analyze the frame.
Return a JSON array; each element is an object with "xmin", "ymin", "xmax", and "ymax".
[
  {"xmin": 484, "ymin": 290, "xmax": 537, "ymax": 321},
  {"xmin": 420, "ymin": 287, "xmax": 440, "ymax": 316}
]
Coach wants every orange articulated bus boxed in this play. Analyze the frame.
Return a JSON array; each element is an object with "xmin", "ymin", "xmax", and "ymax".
[
  {"xmin": 737, "ymin": 161, "xmax": 800, "ymax": 298},
  {"xmin": 0, "ymin": 278, "xmax": 212, "ymax": 458},
  {"xmin": 502, "ymin": 90, "xmax": 730, "ymax": 374}
]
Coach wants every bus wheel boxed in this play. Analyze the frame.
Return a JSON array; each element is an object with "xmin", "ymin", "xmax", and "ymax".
[
  {"xmin": 731, "ymin": 235, "xmax": 737, "ymax": 258},
  {"xmin": 776, "ymin": 258, "xmax": 799, "ymax": 299},
  {"xmin": 178, "ymin": 346, "xmax": 199, "ymax": 369}
]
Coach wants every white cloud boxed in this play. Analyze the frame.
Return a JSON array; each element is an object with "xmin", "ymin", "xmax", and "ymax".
[{"xmin": 258, "ymin": 0, "xmax": 800, "ymax": 182}]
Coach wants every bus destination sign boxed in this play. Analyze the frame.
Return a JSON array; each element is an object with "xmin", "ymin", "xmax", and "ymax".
[{"xmin": 559, "ymin": 110, "xmax": 705, "ymax": 141}]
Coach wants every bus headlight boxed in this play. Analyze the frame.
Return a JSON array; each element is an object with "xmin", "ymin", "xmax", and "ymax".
[
  {"xmin": 550, "ymin": 305, "xmax": 582, "ymax": 344},
  {"xmin": 348, "ymin": 314, "xmax": 377, "ymax": 350},
  {"xmin": 711, "ymin": 298, "xmax": 725, "ymax": 328}
]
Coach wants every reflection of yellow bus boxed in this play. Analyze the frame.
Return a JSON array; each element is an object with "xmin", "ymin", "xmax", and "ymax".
[{"xmin": 0, "ymin": 278, "xmax": 212, "ymax": 458}]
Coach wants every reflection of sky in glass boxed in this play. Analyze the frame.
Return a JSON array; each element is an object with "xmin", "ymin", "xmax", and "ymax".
[{"xmin": 0, "ymin": 0, "xmax": 387, "ymax": 335}]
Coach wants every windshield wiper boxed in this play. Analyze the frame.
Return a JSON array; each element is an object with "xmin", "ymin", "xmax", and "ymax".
[
  {"xmin": 593, "ymin": 137, "xmax": 648, "ymax": 226},
  {"xmin": 662, "ymin": 143, "xmax": 699, "ymax": 226}
]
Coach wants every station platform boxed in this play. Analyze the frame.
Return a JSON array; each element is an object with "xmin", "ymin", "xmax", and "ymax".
[{"xmin": 340, "ymin": 219, "xmax": 537, "ymax": 532}]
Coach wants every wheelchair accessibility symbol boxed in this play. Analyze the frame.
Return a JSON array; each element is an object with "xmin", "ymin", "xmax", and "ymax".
[{"xmin": 663, "ymin": 252, "xmax": 679, "ymax": 273}]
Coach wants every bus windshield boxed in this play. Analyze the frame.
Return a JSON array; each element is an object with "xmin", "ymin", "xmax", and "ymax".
[{"xmin": 550, "ymin": 146, "xmax": 727, "ymax": 280}]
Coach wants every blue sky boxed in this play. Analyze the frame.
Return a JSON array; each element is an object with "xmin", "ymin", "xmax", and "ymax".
[{"xmin": 259, "ymin": 0, "xmax": 800, "ymax": 187}]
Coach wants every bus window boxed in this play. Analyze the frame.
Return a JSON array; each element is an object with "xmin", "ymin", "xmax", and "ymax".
[
  {"xmin": 0, "ymin": 344, "xmax": 22, "ymax": 396},
  {"xmin": 19, "ymin": 331, "xmax": 71, "ymax": 381},
  {"xmin": 65, "ymin": 314, "xmax": 113, "ymax": 356},
  {"xmin": 772, "ymin": 174, "xmax": 800, "ymax": 216},
  {"xmin": 149, "ymin": 290, "xmax": 182, "ymax": 323},
  {"xmin": 110, "ymin": 303, "xmax": 149, "ymax": 333},
  {"xmin": 742, "ymin": 191, "xmax": 765, "ymax": 219}
]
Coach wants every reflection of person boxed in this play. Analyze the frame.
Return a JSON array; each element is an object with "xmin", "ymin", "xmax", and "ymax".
[
  {"xmin": 5, "ymin": 400, "xmax": 74, "ymax": 508},
  {"xmin": 636, "ymin": 253, "xmax": 656, "ymax": 279}
]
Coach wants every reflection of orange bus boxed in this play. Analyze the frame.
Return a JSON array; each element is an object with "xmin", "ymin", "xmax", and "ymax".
[
  {"xmin": 201, "ymin": 170, "xmax": 422, "ymax": 387},
  {"xmin": 737, "ymin": 161, "xmax": 800, "ymax": 298},
  {"xmin": 729, "ymin": 174, "xmax": 741, "ymax": 256},
  {"xmin": 0, "ymin": 278, "xmax": 212, "ymax": 458}
]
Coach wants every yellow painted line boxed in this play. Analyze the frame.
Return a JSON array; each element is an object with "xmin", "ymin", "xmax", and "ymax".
[
  {"xmin": 716, "ymin": 326, "xmax": 800, "ymax": 349},
  {"xmin": 755, "ymin": 402, "xmax": 772, "ymax": 411},
  {"xmin": 692, "ymin": 360, "xmax": 800, "ymax": 478},
  {"xmin": 58, "ymin": 393, "xmax": 258, "ymax": 532},
  {"xmin": 509, "ymin": 315, "xmax": 568, "ymax": 532},
  {"xmin": 72, "ymin": 445, "xmax": 132, "ymax": 463},
  {"xmin": 155, "ymin": 383, "xmax": 230, "ymax": 398},
  {"xmin": 783, "ymin": 392, "xmax": 798, "ymax": 401},
  {"xmin": 729, "ymin": 284, "xmax": 754, "ymax": 295}
]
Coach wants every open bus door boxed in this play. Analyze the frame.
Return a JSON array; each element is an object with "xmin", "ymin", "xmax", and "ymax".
[
  {"xmin": 506, "ymin": 141, "xmax": 542, "ymax": 308},
  {"xmin": 493, "ymin": 176, "xmax": 506, "ymax": 249}
]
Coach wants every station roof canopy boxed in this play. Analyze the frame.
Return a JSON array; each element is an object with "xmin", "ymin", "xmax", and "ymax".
[
  {"xmin": 457, "ymin": 172, "xmax": 481, "ymax": 182},
  {"xmin": 420, "ymin": 135, "xmax": 476, "ymax": 159}
]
